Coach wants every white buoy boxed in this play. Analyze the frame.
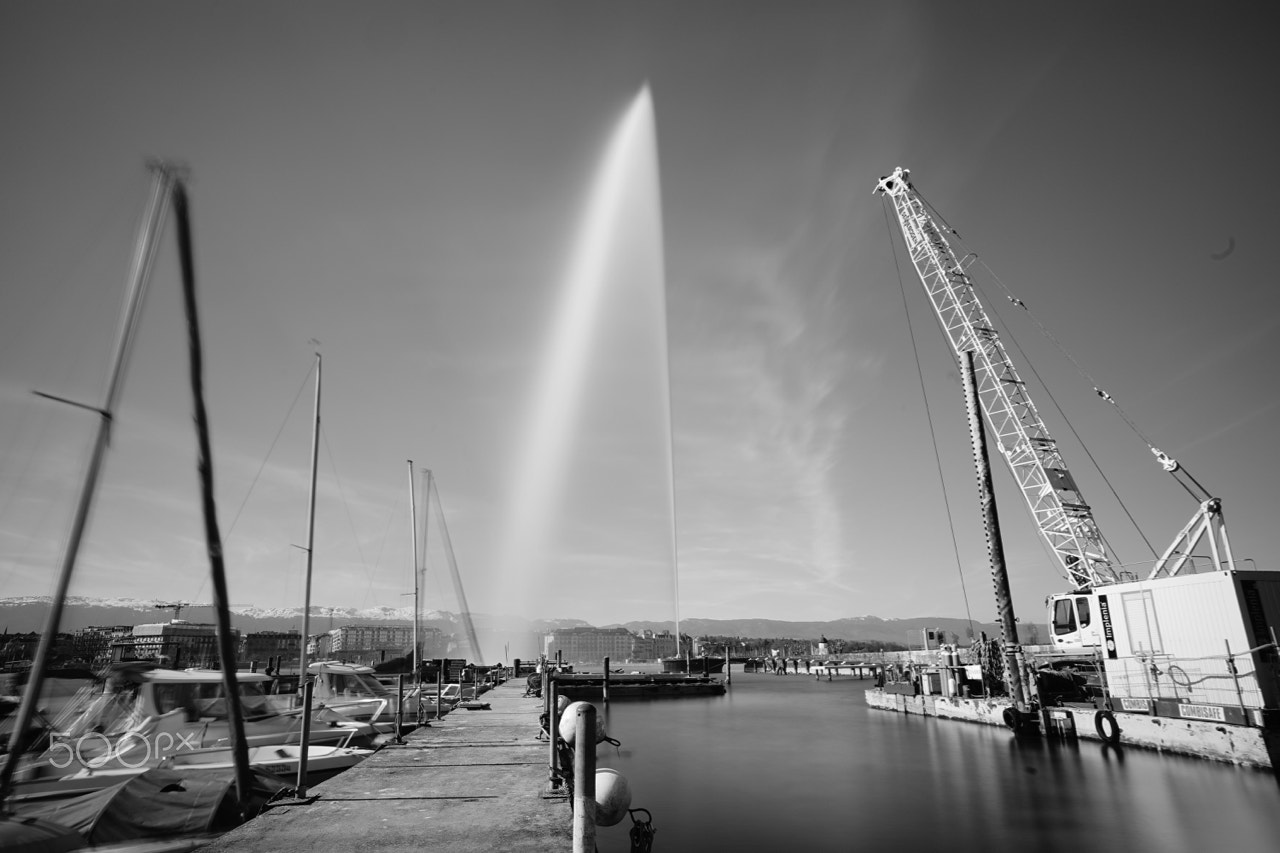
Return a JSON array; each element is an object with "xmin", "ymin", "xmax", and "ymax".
[
  {"xmin": 559, "ymin": 701, "xmax": 607, "ymax": 745},
  {"xmin": 557, "ymin": 694, "xmax": 571, "ymax": 713},
  {"xmin": 594, "ymin": 768, "xmax": 632, "ymax": 827}
]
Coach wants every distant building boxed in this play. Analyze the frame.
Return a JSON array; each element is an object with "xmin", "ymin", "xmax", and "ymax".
[
  {"xmin": 124, "ymin": 621, "xmax": 238, "ymax": 668},
  {"xmin": 631, "ymin": 630, "xmax": 678, "ymax": 661},
  {"xmin": 70, "ymin": 625, "xmax": 133, "ymax": 667},
  {"xmin": 318, "ymin": 624, "xmax": 441, "ymax": 665},
  {"xmin": 240, "ymin": 630, "xmax": 301, "ymax": 670},
  {"xmin": 544, "ymin": 627, "xmax": 636, "ymax": 663},
  {"xmin": 1, "ymin": 631, "xmax": 40, "ymax": 667}
]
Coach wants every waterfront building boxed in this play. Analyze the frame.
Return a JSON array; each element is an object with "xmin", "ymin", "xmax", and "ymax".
[
  {"xmin": 630, "ymin": 629, "xmax": 678, "ymax": 661},
  {"xmin": 70, "ymin": 625, "xmax": 133, "ymax": 667},
  {"xmin": 0, "ymin": 631, "xmax": 41, "ymax": 667},
  {"xmin": 240, "ymin": 629, "xmax": 301, "ymax": 670},
  {"xmin": 321, "ymin": 623, "xmax": 441, "ymax": 665},
  {"xmin": 544, "ymin": 626, "xmax": 636, "ymax": 663},
  {"xmin": 123, "ymin": 620, "xmax": 238, "ymax": 668}
]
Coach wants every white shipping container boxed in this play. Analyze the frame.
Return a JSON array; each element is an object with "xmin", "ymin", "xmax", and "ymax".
[{"xmin": 1091, "ymin": 571, "xmax": 1280, "ymax": 711}]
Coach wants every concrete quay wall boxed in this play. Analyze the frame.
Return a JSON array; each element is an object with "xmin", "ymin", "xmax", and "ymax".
[
  {"xmin": 200, "ymin": 682, "xmax": 571, "ymax": 853},
  {"xmin": 865, "ymin": 688, "xmax": 1275, "ymax": 770}
]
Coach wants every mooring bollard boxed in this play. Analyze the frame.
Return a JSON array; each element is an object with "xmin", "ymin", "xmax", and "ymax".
[
  {"xmin": 603, "ymin": 656, "xmax": 610, "ymax": 703},
  {"xmin": 572, "ymin": 703, "xmax": 597, "ymax": 853},
  {"xmin": 295, "ymin": 680, "xmax": 313, "ymax": 797}
]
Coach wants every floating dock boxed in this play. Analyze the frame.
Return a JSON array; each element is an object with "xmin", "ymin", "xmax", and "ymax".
[
  {"xmin": 197, "ymin": 681, "xmax": 570, "ymax": 853},
  {"xmin": 554, "ymin": 672, "xmax": 725, "ymax": 700}
]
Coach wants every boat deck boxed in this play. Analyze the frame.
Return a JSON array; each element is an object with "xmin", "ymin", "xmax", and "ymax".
[{"xmin": 197, "ymin": 680, "xmax": 570, "ymax": 853}]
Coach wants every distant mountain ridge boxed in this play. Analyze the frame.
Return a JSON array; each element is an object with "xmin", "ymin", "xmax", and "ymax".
[
  {"xmin": 0, "ymin": 596, "xmax": 1001, "ymax": 643},
  {"xmin": 611, "ymin": 616, "xmax": 1003, "ymax": 645}
]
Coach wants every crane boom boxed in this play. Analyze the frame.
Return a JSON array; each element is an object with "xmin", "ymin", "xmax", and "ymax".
[{"xmin": 875, "ymin": 167, "xmax": 1119, "ymax": 591}]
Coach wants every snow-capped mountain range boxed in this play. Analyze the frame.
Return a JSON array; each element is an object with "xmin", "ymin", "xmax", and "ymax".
[{"xmin": 0, "ymin": 596, "xmax": 1000, "ymax": 643}]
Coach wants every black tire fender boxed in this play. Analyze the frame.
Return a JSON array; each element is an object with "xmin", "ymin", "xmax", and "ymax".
[
  {"xmin": 1002, "ymin": 706, "xmax": 1022, "ymax": 732},
  {"xmin": 1095, "ymin": 709, "xmax": 1121, "ymax": 743}
]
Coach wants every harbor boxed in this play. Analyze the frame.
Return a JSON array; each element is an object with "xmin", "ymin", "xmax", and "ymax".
[{"xmin": 4, "ymin": 5, "xmax": 1280, "ymax": 852}]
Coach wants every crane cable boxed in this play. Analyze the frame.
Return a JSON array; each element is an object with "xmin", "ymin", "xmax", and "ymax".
[
  {"xmin": 912, "ymin": 186, "xmax": 1160, "ymax": 562},
  {"xmin": 882, "ymin": 199, "xmax": 975, "ymax": 638},
  {"xmin": 884, "ymin": 195, "xmax": 1064, "ymax": 588},
  {"xmin": 915, "ymin": 185, "xmax": 1162, "ymax": 451}
]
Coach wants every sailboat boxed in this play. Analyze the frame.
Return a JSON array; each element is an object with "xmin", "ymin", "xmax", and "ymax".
[
  {"xmin": 0, "ymin": 165, "xmax": 274, "ymax": 845},
  {"xmin": 1, "ymin": 168, "xmax": 364, "ymax": 838}
]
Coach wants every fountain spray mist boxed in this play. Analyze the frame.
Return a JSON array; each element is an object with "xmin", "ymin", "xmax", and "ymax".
[{"xmin": 494, "ymin": 87, "xmax": 678, "ymax": 652}]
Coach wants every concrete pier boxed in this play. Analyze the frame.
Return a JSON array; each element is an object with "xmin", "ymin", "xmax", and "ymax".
[
  {"xmin": 199, "ymin": 681, "xmax": 570, "ymax": 853},
  {"xmin": 865, "ymin": 688, "xmax": 1276, "ymax": 769}
]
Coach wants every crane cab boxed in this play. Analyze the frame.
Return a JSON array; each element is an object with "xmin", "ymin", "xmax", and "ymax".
[{"xmin": 1047, "ymin": 592, "xmax": 1103, "ymax": 650}]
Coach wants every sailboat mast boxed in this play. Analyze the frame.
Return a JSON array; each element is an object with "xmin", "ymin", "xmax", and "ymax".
[
  {"xmin": 298, "ymin": 353, "xmax": 322, "ymax": 690},
  {"xmin": 408, "ymin": 459, "xmax": 419, "ymax": 680},
  {"xmin": 429, "ymin": 474, "xmax": 483, "ymax": 662},
  {"xmin": 419, "ymin": 467, "xmax": 431, "ymax": 681},
  {"xmin": 173, "ymin": 178, "xmax": 254, "ymax": 811},
  {"xmin": 0, "ymin": 165, "xmax": 175, "ymax": 805}
]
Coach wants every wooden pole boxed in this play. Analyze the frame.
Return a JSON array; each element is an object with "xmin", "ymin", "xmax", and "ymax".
[
  {"xmin": 602, "ymin": 656, "xmax": 610, "ymax": 703},
  {"xmin": 175, "ymin": 179, "xmax": 254, "ymax": 811}
]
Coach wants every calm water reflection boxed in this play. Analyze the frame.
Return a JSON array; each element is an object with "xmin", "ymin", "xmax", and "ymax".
[{"xmin": 594, "ymin": 673, "xmax": 1279, "ymax": 853}]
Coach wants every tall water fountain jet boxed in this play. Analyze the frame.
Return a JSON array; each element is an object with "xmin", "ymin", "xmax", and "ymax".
[{"xmin": 495, "ymin": 87, "xmax": 678, "ymax": 655}]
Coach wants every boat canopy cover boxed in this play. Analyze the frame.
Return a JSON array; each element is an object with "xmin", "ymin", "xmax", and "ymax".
[
  {"xmin": 0, "ymin": 816, "xmax": 85, "ymax": 853},
  {"xmin": 19, "ymin": 768, "xmax": 238, "ymax": 843}
]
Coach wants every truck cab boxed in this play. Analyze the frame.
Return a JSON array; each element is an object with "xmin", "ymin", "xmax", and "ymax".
[{"xmin": 1047, "ymin": 592, "xmax": 1102, "ymax": 650}]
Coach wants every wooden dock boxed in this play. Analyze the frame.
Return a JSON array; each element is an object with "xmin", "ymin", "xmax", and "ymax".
[{"xmin": 197, "ymin": 681, "xmax": 570, "ymax": 853}]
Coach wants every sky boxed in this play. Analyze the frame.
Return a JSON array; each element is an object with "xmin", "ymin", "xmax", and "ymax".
[{"xmin": 1, "ymin": 1, "xmax": 1277, "ymax": 631}]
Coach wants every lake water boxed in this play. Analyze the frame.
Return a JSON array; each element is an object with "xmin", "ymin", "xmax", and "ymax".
[{"xmin": 590, "ymin": 672, "xmax": 1280, "ymax": 853}]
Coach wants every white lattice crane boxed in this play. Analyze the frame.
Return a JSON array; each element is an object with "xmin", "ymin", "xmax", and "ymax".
[
  {"xmin": 874, "ymin": 166, "xmax": 1237, "ymax": 590},
  {"xmin": 874, "ymin": 167, "xmax": 1120, "ymax": 591}
]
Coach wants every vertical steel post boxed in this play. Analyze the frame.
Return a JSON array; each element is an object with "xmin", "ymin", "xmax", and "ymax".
[
  {"xmin": 547, "ymin": 676, "xmax": 561, "ymax": 787},
  {"xmin": 396, "ymin": 674, "xmax": 405, "ymax": 743},
  {"xmin": 408, "ymin": 460, "xmax": 419, "ymax": 694},
  {"xmin": 572, "ymin": 704, "xmax": 597, "ymax": 853},
  {"xmin": 603, "ymin": 657, "xmax": 610, "ymax": 703},
  {"xmin": 297, "ymin": 353, "xmax": 321, "ymax": 699},
  {"xmin": 295, "ymin": 680, "xmax": 314, "ymax": 797},
  {"xmin": 1225, "ymin": 639, "xmax": 1247, "ymax": 719},
  {"xmin": 961, "ymin": 350, "xmax": 1029, "ymax": 712},
  {"xmin": 435, "ymin": 660, "xmax": 444, "ymax": 721},
  {"xmin": 725, "ymin": 645, "xmax": 731, "ymax": 685}
]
